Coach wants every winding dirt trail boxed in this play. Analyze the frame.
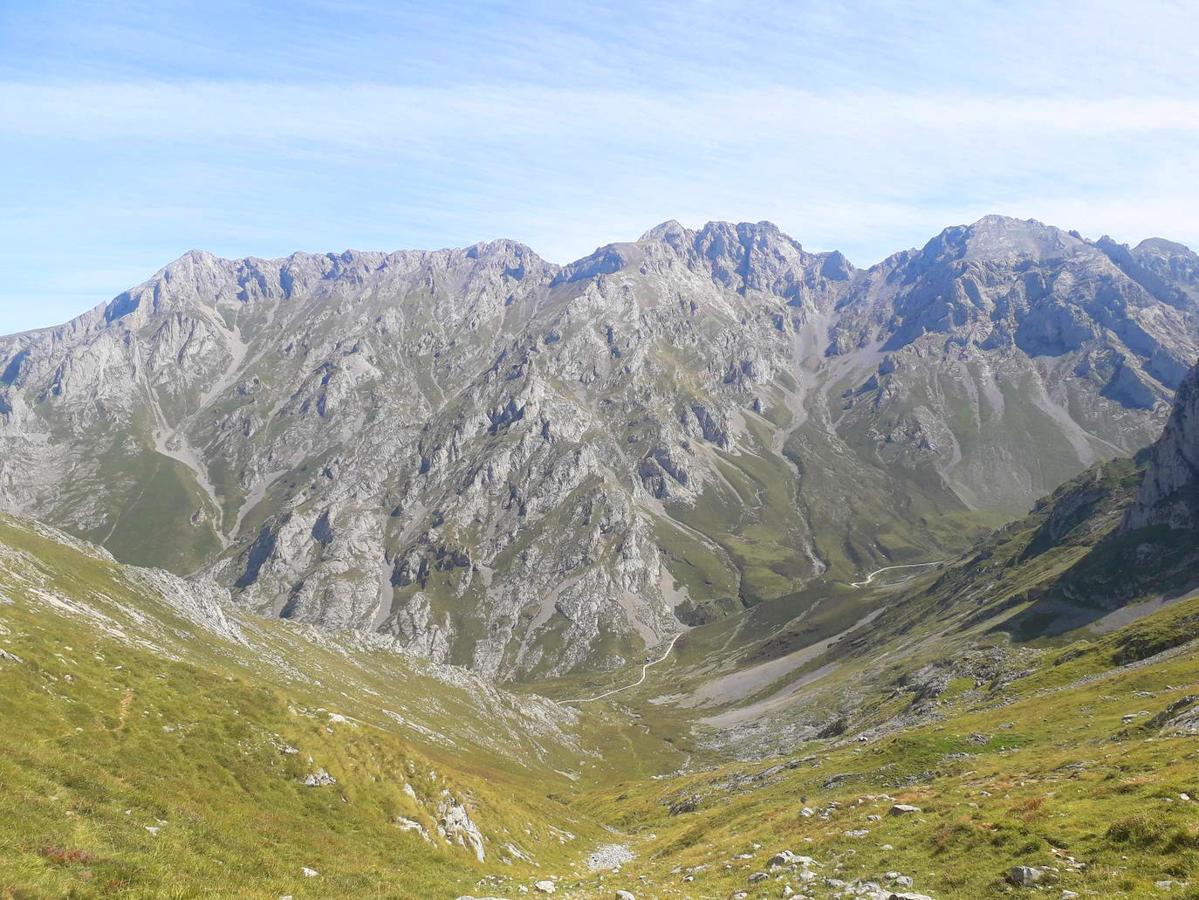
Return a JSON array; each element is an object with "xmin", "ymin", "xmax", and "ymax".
[
  {"xmin": 850, "ymin": 561, "xmax": 943, "ymax": 588},
  {"xmin": 564, "ymin": 633, "xmax": 683, "ymax": 704}
]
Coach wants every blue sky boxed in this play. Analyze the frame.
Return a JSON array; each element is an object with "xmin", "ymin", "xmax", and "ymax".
[{"xmin": 2, "ymin": 1, "xmax": 1198, "ymax": 333}]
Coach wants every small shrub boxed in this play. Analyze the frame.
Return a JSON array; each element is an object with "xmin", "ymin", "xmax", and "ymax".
[
  {"xmin": 1166, "ymin": 827, "xmax": 1199, "ymax": 852},
  {"xmin": 930, "ymin": 819, "xmax": 975, "ymax": 854},
  {"xmin": 1106, "ymin": 814, "xmax": 1165, "ymax": 847},
  {"xmin": 1164, "ymin": 850, "xmax": 1197, "ymax": 877}
]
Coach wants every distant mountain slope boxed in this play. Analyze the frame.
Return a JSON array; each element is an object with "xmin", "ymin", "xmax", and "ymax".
[
  {"xmin": 857, "ymin": 355, "xmax": 1199, "ymax": 651},
  {"xmin": 880, "ymin": 353, "xmax": 1199, "ymax": 643},
  {"xmin": 1, "ymin": 217, "xmax": 1196, "ymax": 678},
  {"xmin": 829, "ymin": 216, "xmax": 1196, "ymax": 510},
  {"xmin": 631, "ymin": 356, "xmax": 1199, "ymax": 760}
]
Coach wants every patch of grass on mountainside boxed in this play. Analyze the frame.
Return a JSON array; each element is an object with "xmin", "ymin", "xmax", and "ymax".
[
  {"xmin": 205, "ymin": 454, "xmax": 249, "ymax": 534},
  {"xmin": 1015, "ymin": 593, "xmax": 1199, "ymax": 693},
  {"xmin": 667, "ymin": 425, "xmax": 818, "ymax": 606},
  {"xmin": 834, "ymin": 457, "xmax": 1142, "ymax": 652},
  {"xmin": 63, "ymin": 439, "xmax": 223, "ymax": 576},
  {"xmin": 650, "ymin": 514, "xmax": 741, "ymax": 623},
  {"xmin": 782, "ymin": 420, "xmax": 990, "ymax": 582}
]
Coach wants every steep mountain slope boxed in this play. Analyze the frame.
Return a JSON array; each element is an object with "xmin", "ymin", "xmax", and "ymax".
[
  {"xmin": 1126, "ymin": 357, "xmax": 1199, "ymax": 530},
  {"xmin": 828, "ymin": 216, "xmax": 1195, "ymax": 512},
  {"xmin": 1, "ymin": 217, "xmax": 1196, "ymax": 679},
  {"xmin": 631, "ymin": 357, "xmax": 1199, "ymax": 763},
  {"xmin": 0, "ymin": 512, "xmax": 680, "ymax": 899}
]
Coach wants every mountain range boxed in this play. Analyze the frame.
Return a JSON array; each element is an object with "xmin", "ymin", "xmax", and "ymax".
[{"xmin": 2, "ymin": 215, "xmax": 1198, "ymax": 681}]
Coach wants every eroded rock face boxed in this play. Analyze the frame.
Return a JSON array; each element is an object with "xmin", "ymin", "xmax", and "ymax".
[
  {"xmin": 1124, "ymin": 360, "xmax": 1199, "ymax": 530},
  {"xmin": 1, "ymin": 217, "xmax": 1196, "ymax": 679}
]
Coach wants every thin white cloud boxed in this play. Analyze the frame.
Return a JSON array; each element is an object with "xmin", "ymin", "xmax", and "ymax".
[
  {"xmin": 6, "ymin": 82, "xmax": 1199, "ymax": 265},
  {"xmin": 6, "ymin": 82, "xmax": 1199, "ymax": 144}
]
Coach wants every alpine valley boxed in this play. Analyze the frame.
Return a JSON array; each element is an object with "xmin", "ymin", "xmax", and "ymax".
[{"xmin": 2, "ymin": 216, "xmax": 1199, "ymax": 899}]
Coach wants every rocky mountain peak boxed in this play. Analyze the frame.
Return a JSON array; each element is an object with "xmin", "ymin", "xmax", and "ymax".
[
  {"xmin": 1097, "ymin": 235, "xmax": 1199, "ymax": 313},
  {"xmin": 1133, "ymin": 237, "xmax": 1197, "ymax": 260},
  {"xmin": 941, "ymin": 214, "xmax": 1089, "ymax": 263},
  {"xmin": 557, "ymin": 219, "xmax": 853, "ymax": 308},
  {"xmin": 104, "ymin": 240, "xmax": 560, "ymax": 327},
  {"xmin": 830, "ymin": 213, "xmax": 1199, "ymax": 419},
  {"xmin": 690, "ymin": 220, "xmax": 853, "ymax": 303},
  {"xmin": 690, "ymin": 220, "xmax": 794, "ymax": 258},
  {"xmin": 638, "ymin": 219, "xmax": 690, "ymax": 244}
]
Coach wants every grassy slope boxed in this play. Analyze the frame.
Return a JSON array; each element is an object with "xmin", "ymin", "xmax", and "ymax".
[
  {"xmin": 0, "ymin": 515, "xmax": 640, "ymax": 899},
  {"xmin": 565, "ymin": 592, "xmax": 1199, "ymax": 898}
]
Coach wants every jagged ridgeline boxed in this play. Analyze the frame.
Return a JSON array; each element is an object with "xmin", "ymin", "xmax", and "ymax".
[{"xmin": 1, "ymin": 216, "xmax": 1197, "ymax": 678}]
